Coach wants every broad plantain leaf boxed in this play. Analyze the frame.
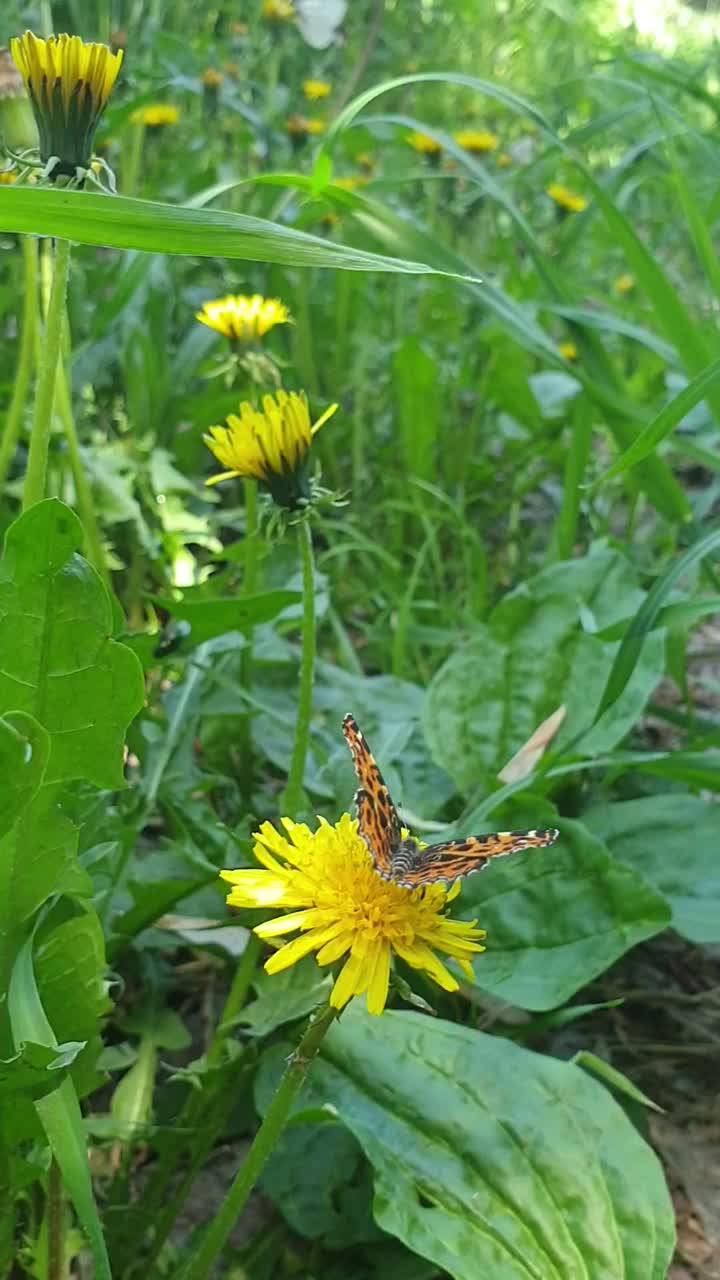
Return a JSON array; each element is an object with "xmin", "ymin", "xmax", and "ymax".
[
  {"xmin": 424, "ymin": 544, "xmax": 665, "ymax": 791},
  {"xmin": 310, "ymin": 1006, "xmax": 675, "ymax": 1280},
  {"xmin": 461, "ymin": 819, "xmax": 670, "ymax": 1009},
  {"xmin": 584, "ymin": 794, "xmax": 720, "ymax": 942}
]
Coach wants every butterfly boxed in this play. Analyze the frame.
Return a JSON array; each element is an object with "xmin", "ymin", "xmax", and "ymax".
[{"xmin": 342, "ymin": 713, "xmax": 558, "ymax": 889}]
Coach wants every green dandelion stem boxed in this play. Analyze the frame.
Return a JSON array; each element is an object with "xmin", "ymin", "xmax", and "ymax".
[
  {"xmin": 238, "ymin": 478, "xmax": 260, "ymax": 793},
  {"xmin": 0, "ymin": 236, "xmax": 38, "ymax": 489},
  {"xmin": 53, "ymin": 338, "xmax": 110, "ymax": 589},
  {"xmin": 283, "ymin": 518, "xmax": 316, "ymax": 812},
  {"xmin": 206, "ymin": 932, "xmax": 262, "ymax": 1069},
  {"xmin": 22, "ymin": 236, "xmax": 70, "ymax": 510},
  {"xmin": 180, "ymin": 1002, "xmax": 337, "ymax": 1280}
]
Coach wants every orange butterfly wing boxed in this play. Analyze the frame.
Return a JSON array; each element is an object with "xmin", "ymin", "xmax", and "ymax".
[
  {"xmin": 342, "ymin": 713, "xmax": 399, "ymax": 876},
  {"xmin": 394, "ymin": 828, "xmax": 559, "ymax": 889}
]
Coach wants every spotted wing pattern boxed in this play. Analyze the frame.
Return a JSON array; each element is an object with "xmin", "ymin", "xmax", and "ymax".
[
  {"xmin": 341, "ymin": 713, "xmax": 399, "ymax": 876},
  {"xmin": 342, "ymin": 713, "xmax": 558, "ymax": 888},
  {"xmin": 391, "ymin": 829, "xmax": 559, "ymax": 889}
]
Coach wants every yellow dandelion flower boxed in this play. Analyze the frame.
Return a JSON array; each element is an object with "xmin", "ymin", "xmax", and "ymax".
[
  {"xmin": 10, "ymin": 30, "xmax": 123, "ymax": 175},
  {"xmin": 559, "ymin": 341, "xmax": 577, "ymax": 360},
  {"xmin": 0, "ymin": 168, "xmax": 17, "ymax": 183},
  {"xmin": 204, "ymin": 389, "xmax": 337, "ymax": 508},
  {"xmin": 196, "ymin": 293, "xmax": 291, "ymax": 343},
  {"xmin": 614, "ymin": 273, "xmax": 635, "ymax": 294},
  {"xmin": 221, "ymin": 814, "xmax": 486, "ymax": 1015},
  {"xmin": 285, "ymin": 114, "xmax": 325, "ymax": 143},
  {"xmin": 202, "ymin": 67, "xmax": 223, "ymax": 87},
  {"xmin": 453, "ymin": 128, "xmax": 499, "ymax": 154},
  {"xmin": 130, "ymin": 103, "xmax": 180, "ymax": 127},
  {"xmin": 406, "ymin": 129, "xmax": 442, "ymax": 155},
  {"xmin": 497, "ymin": 151, "xmax": 512, "ymax": 167},
  {"xmin": 302, "ymin": 78, "xmax": 331, "ymax": 100},
  {"xmin": 546, "ymin": 182, "xmax": 587, "ymax": 213},
  {"xmin": 262, "ymin": 0, "xmax": 295, "ymax": 18}
]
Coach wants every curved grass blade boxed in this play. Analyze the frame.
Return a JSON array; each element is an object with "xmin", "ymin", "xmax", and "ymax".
[
  {"xmin": 595, "ymin": 527, "xmax": 720, "ymax": 720},
  {"xmin": 8, "ymin": 936, "xmax": 111, "ymax": 1280},
  {"xmin": 0, "ymin": 187, "xmax": 471, "ymax": 279},
  {"xmin": 591, "ymin": 355, "xmax": 720, "ymax": 487}
]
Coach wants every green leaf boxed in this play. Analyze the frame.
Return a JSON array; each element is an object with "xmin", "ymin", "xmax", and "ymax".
[
  {"xmin": 462, "ymin": 819, "xmax": 670, "ymax": 1010},
  {"xmin": 0, "ymin": 186, "xmax": 468, "ymax": 278},
  {"xmin": 0, "ymin": 789, "xmax": 89, "ymax": 1043},
  {"xmin": 311, "ymin": 1006, "xmax": 675, "ymax": 1280},
  {"xmin": 574, "ymin": 1051, "xmax": 663, "ymax": 1113},
  {"xmin": 152, "ymin": 589, "xmax": 302, "ymax": 645},
  {"xmin": 392, "ymin": 337, "xmax": 439, "ymax": 483},
  {"xmin": 595, "ymin": 526, "xmax": 720, "ymax": 721},
  {"xmin": 0, "ymin": 1040, "xmax": 85, "ymax": 1100},
  {"xmin": 591, "ymin": 354, "xmax": 720, "ymax": 485},
  {"xmin": 0, "ymin": 711, "xmax": 49, "ymax": 839},
  {"xmin": 584, "ymin": 795, "xmax": 720, "ymax": 942},
  {"xmin": 0, "ymin": 500, "xmax": 144, "ymax": 787},
  {"xmin": 33, "ymin": 907, "xmax": 110, "ymax": 1097},
  {"xmin": 424, "ymin": 544, "xmax": 665, "ymax": 791},
  {"xmin": 8, "ymin": 936, "xmax": 111, "ymax": 1280},
  {"xmin": 238, "ymin": 957, "xmax": 331, "ymax": 1038}
]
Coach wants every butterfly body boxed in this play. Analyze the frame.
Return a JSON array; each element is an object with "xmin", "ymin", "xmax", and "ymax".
[{"xmin": 342, "ymin": 713, "xmax": 558, "ymax": 889}]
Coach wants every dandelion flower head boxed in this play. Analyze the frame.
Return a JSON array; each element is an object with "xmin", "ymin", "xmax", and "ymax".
[
  {"xmin": 130, "ymin": 103, "xmax": 179, "ymax": 127},
  {"xmin": 546, "ymin": 182, "xmax": 587, "ymax": 213},
  {"xmin": 302, "ymin": 78, "xmax": 331, "ymax": 100},
  {"xmin": 203, "ymin": 389, "xmax": 337, "ymax": 507},
  {"xmin": 221, "ymin": 814, "xmax": 486, "ymax": 1015},
  {"xmin": 196, "ymin": 293, "xmax": 290, "ymax": 342},
  {"xmin": 453, "ymin": 128, "xmax": 499, "ymax": 153},
  {"xmin": 10, "ymin": 30, "xmax": 123, "ymax": 172}
]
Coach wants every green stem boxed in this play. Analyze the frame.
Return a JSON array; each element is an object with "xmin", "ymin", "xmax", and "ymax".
[
  {"xmin": 179, "ymin": 1003, "xmax": 337, "ymax": 1280},
  {"xmin": 0, "ymin": 236, "xmax": 38, "ymax": 489},
  {"xmin": 282, "ymin": 519, "xmax": 316, "ymax": 813},
  {"xmin": 54, "ymin": 339, "xmax": 110, "ymax": 589},
  {"xmin": 22, "ymin": 237, "xmax": 70, "ymax": 511},
  {"xmin": 46, "ymin": 1159, "xmax": 62, "ymax": 1280},
  {"xmin": 237, "ymin": 479, "xmax": 260, "ymax": 794},
  {"xmin": 206, "ymin": 932, "xmax": 261, "ymax": 1069}
]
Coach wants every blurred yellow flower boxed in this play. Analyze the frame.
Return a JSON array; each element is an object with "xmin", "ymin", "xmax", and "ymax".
[
  {"xmin": 0, "ymin": 168, "xmax": 17, "ymax": 183},
  {"xmin": 497, "ymin": 152, "xmax": 512, "ymax": 167},
  {"xmin": 406, "ymin": 130, "xmax": 441, "ymax": 155},
  {"xmin": 202, "ymin": 67, "xmax": 223, "ymax": 87},
  {"xmin": 130, "ymin": 103, "xmax": 179, "ymax": 127},
  {"xmin": 453, "ymin": 128, "xmax": 499, "ymax": 153},
  {"xmin": 262, "ymin": 0, "xmax": 295, "ymax": 18},
  {"xmin": 302, "ymin": 78, "xmax": 331, "ymax": 100},
  {"xmin": 196, "ymin": 293, "xmax": 291, "ymax": 342},
  {"xmin": 333, "ymin": 175, "xmax": 365, "ymax": 191},
  {"xmin": 356, "ymin": 151, "xmax": 375, "ymax": 172},
  {"xmin": 221, "ymin": 815, "xmax": 486, "ymax": 1015},
  {"xmin": 285, "ymin": 113, "xmax": 325, "ymax": 138},
  {"xmin": 204, "ymin": 390, "xmax": 337, "ymax": 507},
  {"xmin": 614, "ymin": 273, "xmax": 635, "ymax": 294},
  {"xmin": 559, "ymin": 341, "xmax": 577, "ymax": 360},
  {"xmin": 10, "ymin": 30, "xmax": 123, "ymax": 174},
  {"xmin": 224, "ymin": 61, "xmax": 240, "ymax": 78},
  {"xmin": 546, "ymin": 182, "xmax": 587, "ymax": 213}
]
